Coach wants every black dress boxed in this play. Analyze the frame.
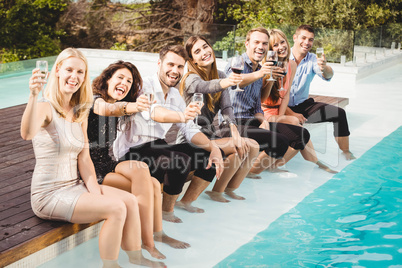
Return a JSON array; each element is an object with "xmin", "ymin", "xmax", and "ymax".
[{"xmin": 87, "ymin": 95, "xmax": 119, "ymax": 184}]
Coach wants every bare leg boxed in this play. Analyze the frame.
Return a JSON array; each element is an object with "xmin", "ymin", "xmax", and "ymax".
[
  {"xmin": 102, "ymin": 259, "xmax": 121, "ymax": 268},
  {"xmin": 104, "ymin": 161, "xmax": 165, "ymax": 259},
  {"xmin": 335, "ymin": 136, "xmax": 356, "ymax": 160},
  {"xmin": 71, "ymin": 190, "xmax": 127, "ymax": 261},
  {"xmin": 206, "ymin": 154, "xmax": 240, "ymax": 203},
  {"xmin": 176, "ymin": 176, "xmax": 210, "ymax": 213},
  {"xmin": 162, "ymin": 193, "xmax": 182, "ymax": 223},
  {"xmin": 225, "ymin": 138, "xmax": 260, "ymax": 200},
  {"xmin": 250, "ymin": 147, "xmax": 294, "ymax": 175},
  {"xmin": 150, "ymin": 178, "xmax": 190, "ymax": 248}
]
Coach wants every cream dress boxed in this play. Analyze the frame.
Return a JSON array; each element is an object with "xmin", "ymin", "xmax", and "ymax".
[{"xmin": 31, "ymin": 101, "xmax": 88, "ymax": 221}]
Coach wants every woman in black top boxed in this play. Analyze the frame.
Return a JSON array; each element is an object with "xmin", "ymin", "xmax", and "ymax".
[{"xmin": 88, "ymin": 61, "xmax": 190, "ymax": 258}]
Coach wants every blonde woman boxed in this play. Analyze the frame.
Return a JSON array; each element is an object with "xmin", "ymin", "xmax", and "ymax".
[{"xmin": 21, "ymin": 48, "xmax": 164, "ymax": 268}]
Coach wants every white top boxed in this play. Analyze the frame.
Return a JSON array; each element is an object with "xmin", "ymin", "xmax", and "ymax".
[{"xmin": 113, "ymin": 73, "xmax": 200, "ymax": 159}]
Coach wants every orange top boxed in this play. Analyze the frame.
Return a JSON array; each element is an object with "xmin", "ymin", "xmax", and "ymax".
[{"xmin": 262, "ymin": 63, "xmax": 292, "ymax": 119}]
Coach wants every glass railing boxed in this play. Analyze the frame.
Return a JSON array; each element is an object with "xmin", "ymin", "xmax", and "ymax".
[
  {"xmin": 0, "ymin": 56, "xmax": 57, "ymax": 77},
  {"xmin": 207, "ymin": 23, "xmax": 402, "ymax": 63}
]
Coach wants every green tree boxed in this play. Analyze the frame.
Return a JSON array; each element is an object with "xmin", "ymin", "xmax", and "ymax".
[{"xmin": 0, "ymin": 0, "xmax": 69, "ymax": 61}]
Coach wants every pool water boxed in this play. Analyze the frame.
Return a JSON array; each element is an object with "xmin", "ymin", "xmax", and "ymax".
[{"xmin": 216, "ymin": 127, "xmax": 402, "ymax": 268}]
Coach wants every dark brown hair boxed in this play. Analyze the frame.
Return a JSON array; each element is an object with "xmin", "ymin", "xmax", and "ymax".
[
  {"xmin": 92, "ymin": 60, "xmax": 142, "ymax": 103},
  {"xmin": 180, "ymin": 35, "xmax": 221, "ymax": 112},
  {"xmin": 159, "ymin": 44, "xmax": 188, "ymax": 62},
  {"xmin": 246, "ymin": 27, "xmax": 270, "ymax": 42},
  {"xmin": 295, "ymin": 24, "xmax": 315, "ymax": 36}
]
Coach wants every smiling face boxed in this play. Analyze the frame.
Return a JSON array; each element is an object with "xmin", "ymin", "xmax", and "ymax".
[
  {"xmin": 158, "ymin": 51, "xmax": 185, "ymax": 89},
  {"xmin": 190, "ymin": 39, "xmax": 214, "ymax": 68},
  {"xmin": 56, "ymin": 57, "xmax": 86, "ymax": 97},
  {"xmin": 270, "ymin": 35, "xmax": 289, "ymax": 60},
  {"xmin": 293, "ymin": 29, "xmax": 315, "ymax": 56},
  {"xmin": 106, "ymin": 68, "xmax": 133, "ymax": 101},
  {"xmin": 245, "ymin": 31, "xmax": 269, "ymax": 64}
]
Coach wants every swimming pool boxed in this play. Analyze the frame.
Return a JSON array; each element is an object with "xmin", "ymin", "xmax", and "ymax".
[
  {"xmin": 216, "ymin": 126, "xmax": 402, "ymax": 267},
  {"xmin": 3, "ymin": 53, "xmax": 402, "ymax": 267}
]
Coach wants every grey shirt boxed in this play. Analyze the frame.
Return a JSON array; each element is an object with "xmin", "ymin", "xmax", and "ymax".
[{"xmin": 182, "ymin": 70, "xmax": 235, "ymax": 132}]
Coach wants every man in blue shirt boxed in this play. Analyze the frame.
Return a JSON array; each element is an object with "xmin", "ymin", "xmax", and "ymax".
[
  {"xmin": 225, "ymin": 27, "xmax": 310, "ymax": 176},
  {"xmin": 287, "ymin": 24, "xmax": 355, "ymax": 160}
]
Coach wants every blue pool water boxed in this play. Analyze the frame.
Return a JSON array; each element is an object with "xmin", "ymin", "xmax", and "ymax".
[{"xmin": 216, "ymin": 127, "xmax": 402, "ymax": 267}]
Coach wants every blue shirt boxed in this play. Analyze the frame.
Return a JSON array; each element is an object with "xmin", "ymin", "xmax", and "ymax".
[
  {"xmin": 225, "ymin": 52, "xmax": 264, "ymax": 119},
  {"xmin": 289, "ymin": 48, "xmax": 332, "ymax": 107}
]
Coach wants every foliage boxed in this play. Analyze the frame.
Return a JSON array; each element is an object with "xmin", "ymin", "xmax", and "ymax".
[
  {"xmin": 111, "ymin": 42, "xmax": 128, "ymax": 51},
  {"xmin": 0, "ymin": 0, "xmax": 69, "ymax": 61},
  {"xmin": 213, "ymin": 0, "xmax": 402, "ymax": 62}
]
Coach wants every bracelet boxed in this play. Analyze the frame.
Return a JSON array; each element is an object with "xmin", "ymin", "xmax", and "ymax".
[{"xmin": 123, "ymin": 102, "xmax": 129, "ymax": 115}]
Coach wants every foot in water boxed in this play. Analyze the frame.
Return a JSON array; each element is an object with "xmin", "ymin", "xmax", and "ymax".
[
  {"xmin": 162, "ymin": 211, "xmax": 182, "ymax": 223},
  {"xmin": 246, "ymin": 173, "xmax": 262, "ymax": 179},
  {"xmin": 316, "ymin": 160, "xmax": 338, "ymax": 174},
  {"xmin": 342, "ymin": 151, "xmax": 356, "ymax": 161},
  {"xmin": 205, "ymin": 191, "xmax": 230, "ymax": 203},
  {"xmin": 224, "ymin": 188, "xmax": 245, "ymax": 200},
  {"xmin": 141, "ymin": 244, "xmax": 166, "ymax": 259},
  {"xmin": 175, "ymin": 201, "xmax": 205, "ymax": 213},
  {"xmin": 154, "ymin": 231, "xmax": 191, "ymax": 249},
  {"xmin": 125, "ymin": 250, "xmax": 166, "ymax": 268}
]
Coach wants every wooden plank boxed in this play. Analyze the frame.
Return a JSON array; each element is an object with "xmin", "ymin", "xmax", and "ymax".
[
  {"xmin": 310, "ymin": 94, "xmax": 349, "ymax": 108},
  {"xmin": 0, "ymin": 201, "xmax": 31, "ymax": 221},
  {"xmin": 0, "ymin": 196, "xmax": 30, "ymax": 212},
  {"xmin": 0, "ymin": 221, "xmax": 100, "ymax": 268}
]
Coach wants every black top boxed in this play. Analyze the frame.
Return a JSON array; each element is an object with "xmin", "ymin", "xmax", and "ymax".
[{"xmin": 87, "ymin": 95, "xmax": 119, "ymax": 183}]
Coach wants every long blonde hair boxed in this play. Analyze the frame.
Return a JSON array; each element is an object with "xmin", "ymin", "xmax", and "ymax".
[
  {"xmin": 263, "ymin": 29, "xmax": 291, "ymax": 103},
  {"xmin": 179, "ymin": 35, "xmax": 221, "ymax": 112},
  {"xmin": 43, "ymin": 48, "xmax": 93, "ymax": 122}
]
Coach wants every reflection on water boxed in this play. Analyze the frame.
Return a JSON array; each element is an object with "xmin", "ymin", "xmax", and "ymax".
[{"xmin": 216, "ymin": 127, "xmax": 402, "ymax": 268}]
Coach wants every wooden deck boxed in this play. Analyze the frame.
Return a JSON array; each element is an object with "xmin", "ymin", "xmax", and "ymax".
[
  {"xmin": 0, "ymin": 104, "xmax": 97, "ymax": 267},
  {"xmin": 310, "ymin": 94, "xmax": 349, "ymax": 109}
]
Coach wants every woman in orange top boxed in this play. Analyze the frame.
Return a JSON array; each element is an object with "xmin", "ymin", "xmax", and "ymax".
[
  {"xmin": 261, "ymin": 29, "xmax": 299, "ymax": 125},
  {"xmin": 261, "ymin": 29, "xmax": 337, "ymax": 174}
]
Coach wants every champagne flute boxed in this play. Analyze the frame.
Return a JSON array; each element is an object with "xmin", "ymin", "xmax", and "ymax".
[
  {"xmin": 192, "ymin": 93, "xmax": 203, "ymax": 128},
  {"xmin": 36, "ymin": 60, "xmax": 48, "ymax": 87},
  {"xmin": 144, "ymin": 89, "xmax": 155, "ymax": 126},
  {"xmin": 230, "ymin": 52, "xmax": 244, "ymax": 92},
  {"xmin": 276, "ymin": 61, "xmax": 287, "ymax": 91},
  {"xmin": 266, "ymin": 51, "xmax": 278, "ymax": 81},
  {"xmin": 315, "ymin": 47, "xmax": 324, "ymax": 74}
]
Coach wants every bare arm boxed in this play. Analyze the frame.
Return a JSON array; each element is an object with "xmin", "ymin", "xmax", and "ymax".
[
  {"xmin": 78, "ymin": 120, "xmax": 102, "ymax": 194},
  {"xmin": 152, "ymin": 102, "xmax": 199, "ymax": 123},
  {"xmin": 278, "ymin": 60, "xmax": 297, "ymax": 116},
  {"xmin": 93, "ymin": 95, "xmax": 149, "ymax": 117},
  {"xmin": 190, "ymin": 132, "xmax": 224, "ymax": 180},
  {"xmin": 238, "ymin": 62, "xmax": 274, "ymax": 88},
  {"xmin": 21, "ymin": 69, "xmax": 51, "ymax": 140},
  {"xmin": 260, "ymin": 79, "xmax": 274, "ymax": 103}
]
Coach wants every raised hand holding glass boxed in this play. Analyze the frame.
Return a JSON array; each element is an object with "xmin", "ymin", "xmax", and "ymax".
[
  {"xmin": 192, "ymin": 93, "xmax": 203, "ymax": 128},
  {"xmin": 266, "ymin": 51, "xmax": 278, "ymax": 82},
  {"xmin": 276, "ymin": 61, "xmax": 287, "ymax": 91},
  {"xmin": 231, "ymin": 52, "xmax": 244, "ymax": 92},
  {"xmin": 143, "ymin": 89, "xmax": 155, "ymax": 125},
  {"xmin": 315, "ymin": 47, "xmax": 324, "ymax": 74}
]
